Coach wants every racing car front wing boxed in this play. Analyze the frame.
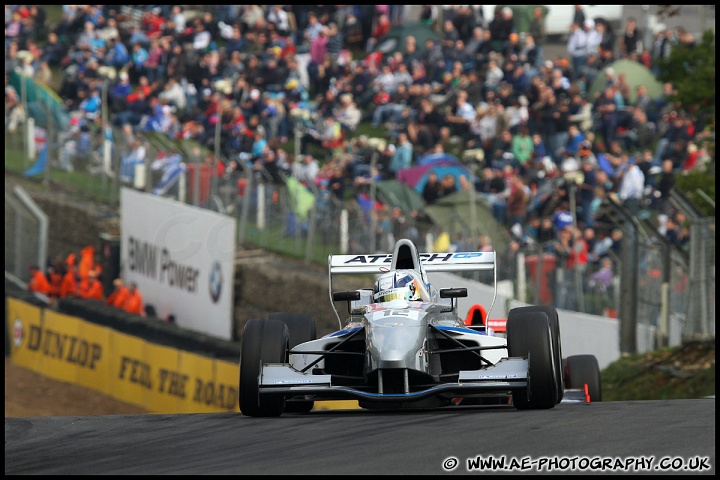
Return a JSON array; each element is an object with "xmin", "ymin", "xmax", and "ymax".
[{"xmin": 258, "ymin": 358, "xmax": 529, "ymax": 402}]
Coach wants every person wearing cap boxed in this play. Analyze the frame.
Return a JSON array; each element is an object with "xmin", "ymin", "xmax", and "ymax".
[{"xmin": 27, "ymin": 265, "xmax": 51, "ymax": 296}]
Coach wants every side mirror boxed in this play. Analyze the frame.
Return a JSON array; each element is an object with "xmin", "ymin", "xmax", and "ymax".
[
  {"xmin": 440, "ymin": 287, "xmax": 467, "ymax": 299},
  {"xmin": 333, "ymin": 291, "xmax": 361, "ymax": 302}
]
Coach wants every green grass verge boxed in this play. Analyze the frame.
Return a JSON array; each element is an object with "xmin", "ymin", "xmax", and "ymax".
[{"xmin": 601, "ymin": 340, "xmax": 715, "ymax": 401}]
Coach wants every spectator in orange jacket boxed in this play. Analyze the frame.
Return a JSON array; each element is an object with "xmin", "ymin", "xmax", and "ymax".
[
  {"xmin": 27, "ymin": 265, "xmax": 50, "ymax": 295},
  {"xmin": 59, "ymin": 264, "xmax": 79, "ymax": 298},
  {"xmin": 77, "ymin": 245, "xmax": 96, "ymax": 281},
  {"xmin": 121, "ymin": 282, "xmax": 145, "ymax": 316},
  {"xmin": 106, "ymin": 278, "xmax": 129, "ymax": 308},
  {"xmin": 78, "ymin": 270, "xmax": 104, "ymax": 301},
  {"xmin": 47, "ymin": 264, "xmax": 63, "ymax": 298}
]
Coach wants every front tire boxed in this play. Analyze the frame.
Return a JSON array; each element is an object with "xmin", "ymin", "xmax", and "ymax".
[
  {"xmin": 565, "ymin": 354, "xmax": 602, "ymax": 402},
  {"xmin": 507, "ymin": 311, "xmax": 557, "ymax": 410},
  {"xmin": 239, "ymin": 318, "xmax": 289, "ymax": 417},
  {"xmin": 267, "ymin": 313, "xmax": 317, "ymax": 413},
  {"xmin": 507, "ymin": 306, "xmax": 563, "ymax": 403}
]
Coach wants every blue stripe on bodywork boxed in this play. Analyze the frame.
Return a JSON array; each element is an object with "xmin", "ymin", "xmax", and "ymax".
[
  {"xmin": 435, "ymin": 326, "xmax": 487, "ymax": 335},
  {"xmin": 324, "ymin": 326, "xmax": 363, "ymax": 338}
]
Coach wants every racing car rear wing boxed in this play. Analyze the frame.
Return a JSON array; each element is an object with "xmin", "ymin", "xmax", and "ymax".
[
  {"xmin": 328, "ymin": 239, "xmax": 497, "ymax": 329},
  {"xmin": 328, "ymin": 251, "xmax": 496, "ymax": 275}
]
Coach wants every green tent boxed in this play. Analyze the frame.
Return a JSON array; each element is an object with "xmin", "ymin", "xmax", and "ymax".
[
  {"xmin": 589, "ymin": 59, "xmax": 663, "ymax": 104},
  {"xmin": 423, "ymin": 190, "xmax": 509, "ymax": 252},
  {"xmin": 371, "ymin": 21, "xmax": 440, "ymax": 57},
  {"xmin": 374, "ymin": 180, "xmax": 426, "ymax": 217}
]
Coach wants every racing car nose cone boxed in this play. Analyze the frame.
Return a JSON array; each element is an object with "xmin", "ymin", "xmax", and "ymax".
[
  {"xmin": 367, "ymin": 324, "xmax": 424, "ymax": 370},
  {"xmin": 378, "ymin": 352, "xmax": 405, "ymax": 369}
]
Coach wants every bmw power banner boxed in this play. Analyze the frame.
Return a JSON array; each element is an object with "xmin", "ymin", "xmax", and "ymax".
[{"xmin": 120, "ymin": 187, "xmax": 236, "ymax": 340}]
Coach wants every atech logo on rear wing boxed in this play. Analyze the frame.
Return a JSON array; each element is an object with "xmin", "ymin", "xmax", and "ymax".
[{"xmin": 329, "ymin": 252, "xmax": 496, "ymax": 274}]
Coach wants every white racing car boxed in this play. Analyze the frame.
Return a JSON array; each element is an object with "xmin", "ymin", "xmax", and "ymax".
[{"xmin": 239, "ymin": 238, "xmax": 568, "ymax": 417}]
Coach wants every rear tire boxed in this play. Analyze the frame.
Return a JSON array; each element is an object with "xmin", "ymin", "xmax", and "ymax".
[
  {"xmin": 566, "ymin": 354, "xmax": 602, "ymax": 402},
  {"xmin": 507, "ymin": 311, "xmax": 557, "ymax": 410},
  {"xmin": 267, "ymin": 313, "xmax": 317, "ymax": 413},
  {"xmin": 507, "ymin": 306, "xmax": 563, "ymax": 403},
  {"xmin": 239, "ymin": 318, "xmax": 289, "ymax": 417}
]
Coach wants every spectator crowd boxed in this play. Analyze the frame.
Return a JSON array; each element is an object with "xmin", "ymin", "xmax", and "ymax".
[{"xmin": 7, "ymin": 5, "xmax": 713, "ymax": 313}]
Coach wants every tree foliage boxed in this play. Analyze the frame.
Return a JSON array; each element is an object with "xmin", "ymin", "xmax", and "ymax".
[
  {"xmin": 653, "ymin": 27, "xmax": 715, "ymax": 213},
  {"xmin": 654, "ymin": 30, "xmax": 715, "ymax": 129}
]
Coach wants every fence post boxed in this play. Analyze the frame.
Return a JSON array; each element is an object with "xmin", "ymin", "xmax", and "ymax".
[
  {"xmin": 305, "ymin": 189, "xmax": 317, "ymax": 263},
  {"xmin": 257, "ymin": 182, "xmax": 266, "ymax": 230},
  {"xmin": 340, "ymin": 208, "xmax": 348, "ymax": 254},
  {"xmin": 658, "ymin": 243, "xmax": 671, "ymax": 347},
  {"xmin": 193, "ymin": 148, "xmax": 201, "ymax": 206},
  {"xmin": 619, "ymin": 221, "xmax": 639, "ymax": 356},
  {"xmin": 238, "ymin": 169, "xmax": 253, "ymax": 245},
  {"xmin": 369, "ymin": 151, "xmax": 378, "ymax": 252},
  {"xmin": 27, "ymin": 117, "xmax": 36, "ymax": 161},
  {"xmin": 517, "ymin": 251, "xmax": 526, "ymax": 303},
  {"xmin": 44, "ymin": 108, "xmax": 53, "ymax": 186},
  {"xmin": 685, "ymin": 217, "xmax": 713, "ymax": 340},
  {"xmin": 425, "ymin": 233, "xmax": 433, "ymax": 253},
  {"xmin": 178, "ymin": 169, "xmax": 186, "ymax": 203},
  {"xmin": 20, "ymin": 72, "xmax": 29, "ymax": 165}
]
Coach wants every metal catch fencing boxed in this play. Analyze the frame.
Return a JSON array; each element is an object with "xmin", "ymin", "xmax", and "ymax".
[{"xmin": 6, "ymin": 90, "xmax": 714, "ymax": 350}]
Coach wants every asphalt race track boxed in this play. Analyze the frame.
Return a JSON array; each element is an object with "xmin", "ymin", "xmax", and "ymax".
[{"xmin": 4, "ymin": 399, "xmax": 715, "ymax": 475}]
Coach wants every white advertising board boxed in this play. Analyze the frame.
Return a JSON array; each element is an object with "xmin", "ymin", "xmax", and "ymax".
[{"xmin": 120, "ymin": 187, "xmax": 236, "ymax": 340}]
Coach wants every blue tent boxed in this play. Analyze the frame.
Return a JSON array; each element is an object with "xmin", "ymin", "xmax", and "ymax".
[
  {"xmin": 397, "ymin": 153, "xmax": 472, "ymax": 194},
  {"xmin": 415, "ymin": 152, "xmax": 462, "ymax": 166}
]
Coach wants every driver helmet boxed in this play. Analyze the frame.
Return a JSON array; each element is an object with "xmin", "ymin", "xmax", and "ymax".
[{"xmin": 373, "ymin": 270, "xmax": 423, "ymax": 303}]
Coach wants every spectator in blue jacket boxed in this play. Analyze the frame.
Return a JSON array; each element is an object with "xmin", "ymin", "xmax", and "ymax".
[{"xmin": 388, "ymin": 132, "xmax": 413, "ymax": 177}]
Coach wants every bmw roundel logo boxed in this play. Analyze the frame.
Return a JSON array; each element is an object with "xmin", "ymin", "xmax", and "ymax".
[{"xmin": 209, "ymin": 261, "xmax": 223, "ymax": 303}]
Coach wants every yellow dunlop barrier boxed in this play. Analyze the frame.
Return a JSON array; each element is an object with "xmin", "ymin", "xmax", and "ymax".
[{"xmin": 7, "ymin": 297, "xmax": 359, "ymax": 413}]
